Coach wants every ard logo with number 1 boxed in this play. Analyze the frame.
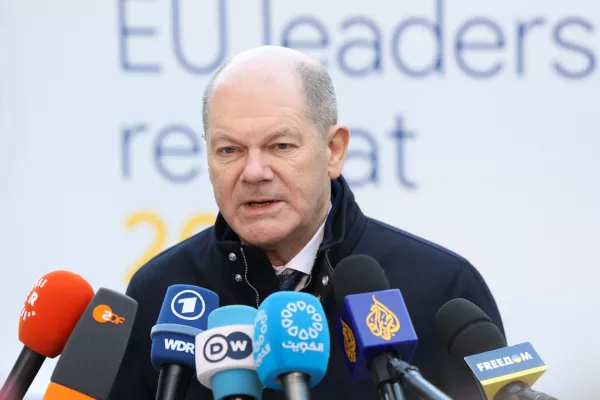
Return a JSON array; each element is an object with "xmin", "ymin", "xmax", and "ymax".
[{"xmin": 170, "ymin": 289, "xmax": 206, "ymax": 320}]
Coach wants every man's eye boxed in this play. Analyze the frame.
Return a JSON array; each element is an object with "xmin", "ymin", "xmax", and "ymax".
[
  {"xmin": 275, "ymin": 143, "xmax": 291, "ymax": 150},
  {"xmin": 220, "ymin": 147, "xmax": 236, "ymax": 154}
]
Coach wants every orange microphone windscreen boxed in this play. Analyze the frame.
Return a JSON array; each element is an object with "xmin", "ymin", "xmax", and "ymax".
[{"xmin": 18, "ymin": 270, "xmax": 95, "ymax": 358}]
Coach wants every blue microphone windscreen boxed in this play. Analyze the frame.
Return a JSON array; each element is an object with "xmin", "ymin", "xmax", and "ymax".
[
  {"xmin": 339, "ymin": 289, "xmax": 418, "ymax": 380},
  {"xmin": 151, "ymin": 285, "xmax": 219, "ymax": 371},
  {"xmin": 196, "ymin": 305, "xmax": 262, "ymax": 400},
  {"xmin": 252, "ymin": 292, "xmax": 330, "ymax": 390},
  {"xmin": 209, "ymin": 305, "xmax": 258, "ymax": 328}
]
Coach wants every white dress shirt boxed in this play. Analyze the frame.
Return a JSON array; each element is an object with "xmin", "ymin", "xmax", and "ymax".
[{"xmin": 272, "ymin": 203, "xmax": 332, "ymax": 291}]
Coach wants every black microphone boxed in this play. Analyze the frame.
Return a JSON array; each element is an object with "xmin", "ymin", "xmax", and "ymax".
[
  {"xmin": 42, "ymin": 288, "xmax": 138, "ymax": 399},
  {"xmin": 332, "ymin": 254, "xmax": 451, "ymax": 400},
  {"xmin": 436, "ymin": 298, "xmax": 557, "ymax": 400}
]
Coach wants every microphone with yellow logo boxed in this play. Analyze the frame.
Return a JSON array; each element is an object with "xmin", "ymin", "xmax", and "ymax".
[
  {"xmin": 436, "ymin": 298, "xmax": 557, "ymax": 400},
  {"xmin": 332, "ymin": 254, "xmax": 452, "ymax": 400}
]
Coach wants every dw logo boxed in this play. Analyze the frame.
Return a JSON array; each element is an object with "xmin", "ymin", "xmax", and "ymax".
[
  {"xmin": 170, "ymin": 289, "xmax": 206, "ymax": 321},
  {"xmin": 203, "ymin": 332, "xmax": 252, "ymax": 363}
]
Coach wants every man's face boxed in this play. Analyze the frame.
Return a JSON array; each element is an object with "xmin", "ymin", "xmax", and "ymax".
[{"xmin": 205, "ymin": 75, "xmax": 331, "ymax": 250}]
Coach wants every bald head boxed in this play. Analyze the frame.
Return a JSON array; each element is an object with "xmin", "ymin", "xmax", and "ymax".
[{"xmin": 202, "ymin": 46, "xmax": 337, "ymax": 138}]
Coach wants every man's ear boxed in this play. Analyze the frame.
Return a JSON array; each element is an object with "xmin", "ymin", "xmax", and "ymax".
[{"xmin": 325, "ymin": 124, "xmax": 350, "ymax": 179}]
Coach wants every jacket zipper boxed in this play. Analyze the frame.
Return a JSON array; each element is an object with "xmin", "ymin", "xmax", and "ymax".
[{"xmin": 239, "ymin": 246, "xmax": 260, "ymax": 308}]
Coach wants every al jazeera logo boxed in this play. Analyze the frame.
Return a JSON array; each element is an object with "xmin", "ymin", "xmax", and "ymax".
[
  {"xmin": 366, "ymin": 295, "xmax": 400, "ymax": 340},
  {"xmin": 341, "ymin": 319, "xmax": 356, "ymax": 363}
]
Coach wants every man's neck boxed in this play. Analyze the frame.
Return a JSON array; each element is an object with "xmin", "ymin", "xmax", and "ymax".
[{"xmin": 264, "ymin": 203, "xmax": 330, "ymax": 267}]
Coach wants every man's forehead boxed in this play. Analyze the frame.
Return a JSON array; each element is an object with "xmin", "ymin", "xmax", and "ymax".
[
  {"xmin": 207, "ymin": 75, "xmax": 306, "ymax": 128},
  {"xmin": 212, "ymin": 67, "xmax": 301, "ymax": 101},
  {"xmin": 214, "ymin": 45, "xmax": 311, "ymax": 83}
]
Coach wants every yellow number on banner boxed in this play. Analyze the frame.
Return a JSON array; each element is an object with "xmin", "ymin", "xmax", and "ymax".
[
  {"xmin": 180, "ymin": 213, "xmax": 216, "ymax": 242},
  {"xmin": 123, "ymin": 211, "xmax": 217, "ymax": 284},
  {"xmin": 123, "ymin": 212, "xmax": 167, "ymax": 283}
]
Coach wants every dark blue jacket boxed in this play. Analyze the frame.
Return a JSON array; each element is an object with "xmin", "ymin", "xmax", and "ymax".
[{"xmin": 109, "ymin": 176, "xmax": 504, "ymax": 400}]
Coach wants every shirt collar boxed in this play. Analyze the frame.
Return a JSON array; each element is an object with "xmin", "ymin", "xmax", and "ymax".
[{"xmin": 272, "ymin": 202, "xmax": 332, "ymax": 276}]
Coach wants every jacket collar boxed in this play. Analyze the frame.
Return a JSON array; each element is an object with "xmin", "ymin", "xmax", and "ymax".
[{"xmin": 212, "ymin": 175, "xmax": 367, "ymax": 306}]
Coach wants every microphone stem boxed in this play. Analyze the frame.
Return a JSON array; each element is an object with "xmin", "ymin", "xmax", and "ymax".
[
  {"xmin": 155, "ymin": 364, "xmax": 191, "ymax": 400},
  {"xmin": 386, "ymin": 355, "xmax": 452, "ymax": 400},
  {"xmin": 495, "ymin": 382, "xmax": 557, "ymax": 400},
  {"xmin": 378, "ymin": 382, "xmax": 406, "ymax": 400},
  {"xmin": 279, "ymin": 372, "xmax": 311, "ymax": 400},
  {"xmin": 0, "ymin": 346, "xmax": 45, "ymax": 400}
]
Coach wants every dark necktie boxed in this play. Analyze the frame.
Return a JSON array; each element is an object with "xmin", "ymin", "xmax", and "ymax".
[{"xmin": 276, "ymin": 270, "xmax": 305, "ymax": 291}]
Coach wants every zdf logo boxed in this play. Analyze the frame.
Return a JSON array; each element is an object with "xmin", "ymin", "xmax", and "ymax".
[{"xmin": 93, "ymin": 304, "xmax": 126, "ymax": 325}]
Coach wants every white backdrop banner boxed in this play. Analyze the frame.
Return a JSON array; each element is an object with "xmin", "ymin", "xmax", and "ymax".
[{"xmin": 1, "ymin": 0, "xmax": 598, "ymax": 398}]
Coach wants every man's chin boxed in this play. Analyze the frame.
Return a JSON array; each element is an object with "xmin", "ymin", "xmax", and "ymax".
[{"xmin": 234, "ymin": 224, "xmax": 291, "ymax": 249}]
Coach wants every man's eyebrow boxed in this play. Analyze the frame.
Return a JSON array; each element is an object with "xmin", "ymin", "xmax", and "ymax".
[
  {"xmin": 209, "ymin": 133, "xmax": 244, "ymax": 146},
  {"xmin": 210, "ymin": 130, "xmax": 302, "ymax": 146},
  {"xmin": 263, "ymin": 129, "xmax": 302, "ymax": 143}
]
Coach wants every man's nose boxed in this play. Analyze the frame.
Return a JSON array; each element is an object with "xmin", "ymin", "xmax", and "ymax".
[{"xmin": 241, "ymin": 150, "xmax": 274, "ymax": 184}]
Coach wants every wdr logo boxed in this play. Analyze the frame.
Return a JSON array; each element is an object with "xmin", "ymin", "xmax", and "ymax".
[
  {"xmin": 203, "ymin": 332, "xmax": 252, "ymax": 363},
  {"xmin": 164, "ymin": 339, "xmax": 194, "ymax": 354},
  {"xmin": 170, "ymin": 289, "xmax": 206, "ymax": 321}
]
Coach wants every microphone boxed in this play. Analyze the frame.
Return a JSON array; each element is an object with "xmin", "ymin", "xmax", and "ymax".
[
  {"xmin": 252, "ymin": 291, "xmax": 330, "ymax": 400},
  {"xmin": 0, "ymin": 270, "xmax": 94, "ymax": 400},
  {"xmin": 332, "ymin": 254, "xmax": 451, "ymax": 400},
  {"xmin": 42, "ymin": 287, "xmax": 138, "ymax": 399},
  {"xmin": 195, "ymin": 305, "xmax": 262, "ymax": 400},
  {"xmin": 436, "ymin": 298, "xmax": 556, "ymax": 400},
  {"xmin": 151, "ymin": 285, "xmax": 219, "ymax": 400}
]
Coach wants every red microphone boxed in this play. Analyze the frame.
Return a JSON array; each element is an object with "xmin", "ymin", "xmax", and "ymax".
[{"xmin": 0, "ymin": 270, "xmax": 94, "ymax": 400}]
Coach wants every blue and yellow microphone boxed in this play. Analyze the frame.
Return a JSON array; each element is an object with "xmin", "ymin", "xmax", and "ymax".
[
  {"xmin": 436, "ymin": 298, "xmax": 557, "ymax": 400},
  {"xmin": 333, "ymin": 254, "xmax": 451, "ymax": 400},
  {"xmin": 464, "ymin": 342, "xmax": 553, "ymax": 399}
]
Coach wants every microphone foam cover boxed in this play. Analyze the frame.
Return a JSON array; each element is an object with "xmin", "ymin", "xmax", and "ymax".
[
  {"xmin": 151, "ymin": 285, "xmax": 219, "ymax": 371},
  {"xmin": 196, "ymin": 305, "xmax": 261, "ymax": 400},
  {"xmin": 435, "ymin": 298, "xmax": 506, "ymax": 367},
  {"xmin": 332, "ymin": 254, "xmax": 390, "ymax": 305},
  {"xmin": 252, "ymin": 292, "xmax": 330, "ymax": 390},
  {"xmin": 19, "ymin": 270, "xmax": 94, "ymax": 358}
]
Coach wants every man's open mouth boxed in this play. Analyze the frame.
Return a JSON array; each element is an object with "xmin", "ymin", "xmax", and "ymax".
[{"xmin": 247, "ymin": 200, "xmax": 277, "ymax": 207}]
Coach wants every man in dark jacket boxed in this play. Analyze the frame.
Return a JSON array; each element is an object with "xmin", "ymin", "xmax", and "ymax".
[{"xmin": 109, "ymin": 45, "xmax": 504, "ymax": 400}]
